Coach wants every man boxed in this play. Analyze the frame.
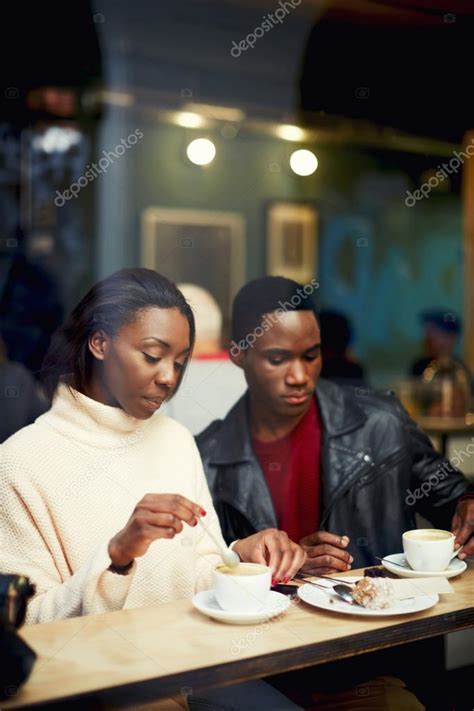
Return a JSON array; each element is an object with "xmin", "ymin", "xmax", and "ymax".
[
  {"xmin": 196, "ymin": 276, "xmax": 473, "ymax": 708},
  {"xmin": 197, "ymin": 277, "xmax": 473, "ymax": 577}
]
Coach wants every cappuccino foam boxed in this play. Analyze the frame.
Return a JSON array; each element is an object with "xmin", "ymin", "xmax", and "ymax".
[
  {"xmin": 216, "ymin": 563, "xmax": 268, "ymax": 576},
  {"xmin": 404, "ymin": 529, "xmax": 452, "ymax": 542}
]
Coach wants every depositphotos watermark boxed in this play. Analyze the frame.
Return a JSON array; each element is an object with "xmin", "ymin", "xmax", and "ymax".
[
  {"xmin": 230, "ymin": 277, "xmax": 319, "ymax": 357},
  {"xmin": 231, "ymin": 0, "xmax": 302, "ymax": 58},
  {"xmin": 54, "ymin": 129, "xmax": 143, "ymax": 207},
  {"xmin": 231, "ymin": 596, "xmax": 297, "ymax": 656},
  {"xmin": 404, "ymin": 138, "xmax": 474, "ymax": 207},
  {"xmin": 405, "ymin": 439, "xmax": 474, "ymax": 505}
]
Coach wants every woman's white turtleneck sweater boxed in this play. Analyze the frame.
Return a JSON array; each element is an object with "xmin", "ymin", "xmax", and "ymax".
[{"xmin": 0, "ymin": 383, "xmax": 225, "ymax": 624}]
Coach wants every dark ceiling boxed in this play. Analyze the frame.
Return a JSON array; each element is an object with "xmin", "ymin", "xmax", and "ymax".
[
  {"xmin": 299, "ymin": 0, "xmax": 474, "ymax": 142},
  {"xmin": 1, "ymin": 0, "xmax": 473, "ymax": 143},
  {"xmin": 304, "ymin": 0, "xmax": 474, "ymax": 26}
]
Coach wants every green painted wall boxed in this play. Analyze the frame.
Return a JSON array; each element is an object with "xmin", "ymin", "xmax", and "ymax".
[{"xmin": 103, "ymin": 116, "xmax": 462, "ymax": 386}]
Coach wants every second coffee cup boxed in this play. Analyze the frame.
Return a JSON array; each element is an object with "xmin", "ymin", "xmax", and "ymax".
[{"xmin": 402, "ymin": 528, "xmax": 457, "ymax": 572}]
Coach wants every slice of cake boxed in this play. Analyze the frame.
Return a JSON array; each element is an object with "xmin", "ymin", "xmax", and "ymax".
[{"xmin": 352, "ymin": 577, "xmax": 394, "ymax": 609}]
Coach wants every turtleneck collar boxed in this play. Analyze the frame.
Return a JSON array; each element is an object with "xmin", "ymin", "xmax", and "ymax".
[{"xmin": 39, "ymin": 382, "xmax": 151, "ymax": 449}]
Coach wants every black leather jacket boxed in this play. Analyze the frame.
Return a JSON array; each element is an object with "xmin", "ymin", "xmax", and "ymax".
[{"xmin": 196, "ymin": 379, "xmax": 472, "ymax": 567}]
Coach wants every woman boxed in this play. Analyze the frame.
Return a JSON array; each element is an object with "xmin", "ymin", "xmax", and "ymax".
[{"xmin": 0, "ymin": 268, "xmax": 304, "ymax": 709}]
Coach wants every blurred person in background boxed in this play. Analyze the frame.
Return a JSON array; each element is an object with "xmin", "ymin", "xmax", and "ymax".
[
  {"xmin": 410, "ymin": 309, "xmax": 466, "ymax": 377},
  {"xmin": 0, "ymin": 239, "xmax": 63, "ymax": 377},
  {"xmin": 178, "ymin": 284, "xmax": 225, "ymax": 357},
  {"xmin": 409, "ymin": 309, "xmax": 472, "ymax": 418},
  {"xmin": 164, "ymin": 283, "xmax": 246, "ymax": 434},
  {"xmin": 319, "ymin": 310, "xmax": 367, "ymax": 387},
  {"xmin": 0, "ymin": 333, "xmax": 48, "ymax": 443}
]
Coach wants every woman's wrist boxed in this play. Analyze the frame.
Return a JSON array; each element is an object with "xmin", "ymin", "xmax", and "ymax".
[
  {"xmin": 108, "ymin": 559, "xmax": 134, "ymax": 575},
  {"xmin": 108, "ymin": 538, "xmax": 133, "ymax": 568}
]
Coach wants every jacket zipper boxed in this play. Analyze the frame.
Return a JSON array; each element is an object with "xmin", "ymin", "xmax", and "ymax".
[
  {"xmin": 355, "ymin": 448, "xmax": 409, "ymax": 489},
  {"xmin": 320, "ymin": 460, "xmax": 374, "ymax": 528},
  {"xmin": 320, "ymin": 448, "xmax": 407, "ymax": 527}
]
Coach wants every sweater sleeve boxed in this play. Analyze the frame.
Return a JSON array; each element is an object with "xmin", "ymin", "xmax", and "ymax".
[
  {"xmin": 0, "ymin": 460, "xmax": 137, "ymax": 625},
  {"xmin": 190, "ymin": 440, "xmax": 229, "ymax": 592}
]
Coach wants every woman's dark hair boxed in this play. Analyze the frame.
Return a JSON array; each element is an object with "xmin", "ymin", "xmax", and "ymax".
[{"xmin": 41, "ymin": 268, "xmax": 195, "ymax": 400}]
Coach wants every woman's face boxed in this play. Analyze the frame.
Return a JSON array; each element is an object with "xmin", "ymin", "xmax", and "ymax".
[{"xmin": 88, "ymin": 307, "xmax": 191, "ymax": 419}]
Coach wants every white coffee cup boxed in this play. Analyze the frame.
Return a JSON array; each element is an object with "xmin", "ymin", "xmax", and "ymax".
[
  {"xmin": 402, "ymin": 528, "xmax": 459, "ymax": 572},
  {"xmin": 213, "ymin": 562, "xmax": 271, "ymax": 612}
]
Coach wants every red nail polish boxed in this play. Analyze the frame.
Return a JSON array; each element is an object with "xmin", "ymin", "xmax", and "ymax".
[
  {"xmin": 283, "ymin": 576, "xmax": 289, "ymax": 584},
  {"xmin": 271, "ymin": 578, "xmax": 277, "ymax": 586},
  {"xmin": 200, "ymin": 509, "xmax": 207, "ymax": 516}
]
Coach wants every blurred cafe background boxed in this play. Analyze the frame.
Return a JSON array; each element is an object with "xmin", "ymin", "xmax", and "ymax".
[
  {"xmin": 1, "ymin": 0, "xmax": 474, "ymax": 692},
  {"xmin": 1, "ymin": 0, "xmax": 474, "ymax": 451}
]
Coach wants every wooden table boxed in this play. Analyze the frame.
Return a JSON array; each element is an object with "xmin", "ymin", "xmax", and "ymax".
[{"xmin": 4, "ymin": 565, "xmax": 474, "ymax": 709}]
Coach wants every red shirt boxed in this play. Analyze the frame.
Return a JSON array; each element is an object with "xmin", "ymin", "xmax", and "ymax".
[{"xmin": 252, "ymin": 397, "xmax": 322, "ymax": 542}]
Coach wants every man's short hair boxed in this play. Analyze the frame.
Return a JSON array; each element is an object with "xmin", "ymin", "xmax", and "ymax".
[{"xmin": 231, "ymin": 275, "xmax": 319, "ymax": 346}]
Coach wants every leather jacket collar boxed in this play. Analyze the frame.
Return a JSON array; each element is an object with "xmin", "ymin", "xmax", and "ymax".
[
  {"xmin": 198, "ymin": 379, "xmax": 471, "ymax": 564},
  {"xmin": 207, "ymin": 378, "xmax": 367, "ymax": 465}
]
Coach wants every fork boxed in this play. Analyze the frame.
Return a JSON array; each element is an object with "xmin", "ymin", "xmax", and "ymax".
[{"xmin": 295, "ymin": 572, "xmax": 356, "ymax": 586}]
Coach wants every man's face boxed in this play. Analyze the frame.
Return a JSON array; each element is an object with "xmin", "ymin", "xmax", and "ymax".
[{"xmin": 234, "ymin": 310, "xmax": 322, "ymax": 418}]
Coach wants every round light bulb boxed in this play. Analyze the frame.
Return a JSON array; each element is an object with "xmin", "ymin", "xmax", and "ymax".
[
  {"xmin": 289, "ymin": 149, "xmax": 318, "ymax": 176},
  {"xmin": 186, "ymin": 138, "xmax": 216, "ymax": 166}
]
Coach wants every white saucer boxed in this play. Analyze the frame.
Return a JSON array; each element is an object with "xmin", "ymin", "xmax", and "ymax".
[
  {"xmin": 192, "ymin": 589, "xmax": 291, "ymax": 624},
  {"xmin": 297, "ymin": 583, "xmax": 439, "ymax": 617},
  {"xmin": 381, "ymin": 553, "xmax": 467, "ymax": 579}
]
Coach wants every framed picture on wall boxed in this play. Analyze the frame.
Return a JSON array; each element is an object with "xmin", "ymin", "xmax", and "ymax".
[
  {"xmin": 141, "ymin": 207, "xmax": 245, "ymax": 328},
  {"xmin": 266, "ymin": 202, "xmax": 318, "ymax": 284}
]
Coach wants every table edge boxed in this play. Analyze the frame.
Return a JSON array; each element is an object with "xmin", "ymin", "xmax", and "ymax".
[{"xmin": 10, "ymin": 605, "xmax": 474, "ymax": 709}]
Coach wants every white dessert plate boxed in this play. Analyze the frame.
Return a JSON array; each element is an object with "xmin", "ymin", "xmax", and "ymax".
[
  {"xmin": 381, "ymin": 553, "xmax": 467, "ymax": 579},
  {"xmin": 297, "ymin": 583, "xmax": 439, "ymax": 617},
  {"xmin": 192, "ymin": 589, "xmax": 291, "ymax": 624}
]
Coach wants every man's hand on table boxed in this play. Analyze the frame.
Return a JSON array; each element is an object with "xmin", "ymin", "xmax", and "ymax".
[
  {"xmin": 232, "ymin": 529, "xmax": 307, "ymax": 585},
  {"xmin": 452, "ymin": 497, "xmax": 474, "ymax": 559},
  {"xmin": 299, "ymin": 531, "xmax": 353, "ymax": 575}
]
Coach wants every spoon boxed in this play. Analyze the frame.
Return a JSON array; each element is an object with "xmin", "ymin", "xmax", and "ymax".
[
  {"xmin": 197, "ymin": 517, "xmax": 240, "ymax": 568},
  {"xmin": 298, "ymin": 578, "xmax": 360, "ymax": 605},
  {"xmin": 332, "ymin": 584, "xmax": 360, "ymax": 605}
]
